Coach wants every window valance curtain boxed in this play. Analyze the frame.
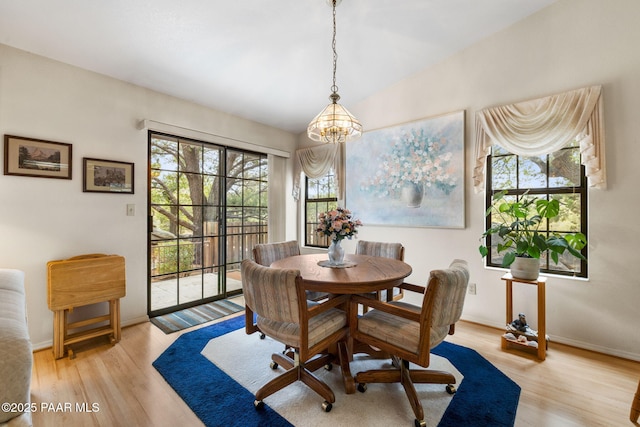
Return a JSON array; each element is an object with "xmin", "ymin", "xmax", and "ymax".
[
  {"xmin": 473, "ymin": 85, "xmax": 606, "ymax": 193},
  {"xmin": 292, "ymin": 144, "xmax": 345, "ymax": 201}
]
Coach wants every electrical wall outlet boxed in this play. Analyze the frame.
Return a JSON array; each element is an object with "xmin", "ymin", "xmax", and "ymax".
[{"xmin": 468, "ymin": 282, "xmax": 477, "ymax": 295}]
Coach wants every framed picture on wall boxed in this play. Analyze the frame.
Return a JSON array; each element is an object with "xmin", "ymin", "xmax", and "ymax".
[
  {"xmin": 83, "ymin": 158, "xmax": 134, "ymax": 194},
  {"xmin": 345, "ymin": 110, "xmax": 465, "ymax": 228},
  {"xmin": 3, "ymin": 135, "xmax": 72, "ymax": 179}
]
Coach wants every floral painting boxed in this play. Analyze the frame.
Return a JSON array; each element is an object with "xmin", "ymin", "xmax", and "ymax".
[{"xmin": 345, "ymin": 111, "xmax": 465, "ymax": 228}]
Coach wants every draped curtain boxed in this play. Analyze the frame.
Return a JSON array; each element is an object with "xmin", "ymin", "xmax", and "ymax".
[
  {"xmin": 473, "ymin": 85, "xmax": 606, "ymax": 193},
  {"xmin": 292, "ymin": 143, "xmax": 345, "ymax": 201}
]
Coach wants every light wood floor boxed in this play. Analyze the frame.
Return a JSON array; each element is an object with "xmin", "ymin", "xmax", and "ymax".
[{"xmin": 30, "ymin": 314, "xmax": 639, "ymax": 427}]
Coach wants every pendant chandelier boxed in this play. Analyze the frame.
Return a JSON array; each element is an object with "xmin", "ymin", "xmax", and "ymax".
[{"xmin": 307, "ymin": 0, "xmax": 362, "ymax": 144}]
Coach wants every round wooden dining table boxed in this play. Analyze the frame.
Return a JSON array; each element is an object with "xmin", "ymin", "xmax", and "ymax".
[
  {"xmin": 270, "ymin": 253, "xmax": 412, "ymax": 295},
  {"xmin": 271, "ymin": 252, "xmax": 412, "ymax": 393}
]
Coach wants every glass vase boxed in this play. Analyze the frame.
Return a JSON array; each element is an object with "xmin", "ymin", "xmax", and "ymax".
[{"xmin": 327, "ymin": 240, "xmax": 345, "ymax": 265}]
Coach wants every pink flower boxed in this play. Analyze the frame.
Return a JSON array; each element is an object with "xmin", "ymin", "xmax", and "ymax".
[{"xmin": 316, "ymin": 207, "xmax": 362, "ymax": 242}]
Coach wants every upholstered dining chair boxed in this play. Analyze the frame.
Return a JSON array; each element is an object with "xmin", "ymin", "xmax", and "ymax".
[
  {"xmin": 253, "ymin": 240, "xmax": 328, "ymax": 302},
  {"xmin": 355, "ymin": 240, "xmax": 405, "ymax": 303},
  {"xmin": 248, "ymin": 240, "xmax": 327, "ymax": 340},
  {"xmin": 252, "ymin": 240, "xmax": 300, "ymax": 266},
  {"xmin": 348, "ymin": 259, "xmax": 470, "ymax": 427},
  {"xmin": 241, "ymin": 259, "xmax": 349, "ymax": 412}
]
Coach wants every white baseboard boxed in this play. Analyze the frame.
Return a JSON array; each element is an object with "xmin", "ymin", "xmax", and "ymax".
[
  {"xmin": 31, "ymin": 315, "xmax": 151, "ymax": 352},
  {"xmin": 122, "ymin": 315, "xmax": 150, "ymax": 327},
  {"xmin": 461, "ymin": 315, "xmax": 640, "ymax": 362}
]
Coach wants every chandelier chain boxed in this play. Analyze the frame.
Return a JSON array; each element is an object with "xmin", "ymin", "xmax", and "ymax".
[
  {"xmin": 331, "ymin": 0, "xmax": 338, "ymax": 94},
  {"xmin": 306, "ymin": 0, "xmax": 362, "ymax": 143}
]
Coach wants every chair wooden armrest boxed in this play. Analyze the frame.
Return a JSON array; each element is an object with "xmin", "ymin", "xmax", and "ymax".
[
  {"xmin": 307, "ymin": 294, "xmax": 349, "ymax": 318},
  {"xmin": 351, "ymin": 294, "xmax": 421, "ymax": 323},
  {"xmin": 631, "ymin": 378, "xmax": 640, "ymax": 422},
  {"xmin": 398, "ymin": 282, "xmax": 426, "ymax": 294}
]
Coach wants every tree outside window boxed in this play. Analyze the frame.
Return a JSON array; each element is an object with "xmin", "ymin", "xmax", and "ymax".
[
  {"xmin": 486, "ymin": 141, "xmax": 588, "ymax": 277},
  {"xmin": 305, "ymin": 171, "xmax": 338, "ymax": 248}
]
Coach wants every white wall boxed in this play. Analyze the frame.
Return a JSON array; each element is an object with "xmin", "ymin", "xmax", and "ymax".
[
  {"xmin": 299, "ymin": 0, "xmax": 640, "ymax": 360},
  {"xmin": 0, "ymin": 44, "xmax": 297, "ymax": 349}
]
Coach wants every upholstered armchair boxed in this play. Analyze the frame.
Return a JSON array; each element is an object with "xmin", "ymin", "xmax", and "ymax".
[
  {"xmin": 253, "ymin": 240, "xmax": 328, "ymax": 302},
  {"xmin": 241, "ymin": 259, "xmax": 349, "ymax": 412},
  {"xmin": 252, "ymin": 240, "xmax": 300, "ymax": 266},
  {"xmin": 355, "ymin": 240, "xmax": 405, "ymax": 303},
  {"xmin": 348, "ymin": 259, "xmax": 469, "ymax": 427}
]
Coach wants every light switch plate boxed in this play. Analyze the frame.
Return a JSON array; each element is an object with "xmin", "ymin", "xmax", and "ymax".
[{"xmin": 468, "ymin": 282, "xmax": 477, "ymax": 295}]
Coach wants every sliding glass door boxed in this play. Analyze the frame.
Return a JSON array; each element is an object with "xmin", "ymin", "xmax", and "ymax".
[{"xmin": 148, "ymin": 132, "xmax": 267, "ymax": 316}]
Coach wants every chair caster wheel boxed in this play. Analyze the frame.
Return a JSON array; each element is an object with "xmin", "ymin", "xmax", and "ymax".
[
  {"xmin": 357, "ymin": 383, "xmax": 367, "ymax": 393},
  {"xmin": 446, "ymin": 384, "xmax": 457, "ymax": 394},
  {"xmin": 324, "ymin": 363, "xmax": 333, "ymax": 371},
  {"xmin": 270, "ymin": 361, "xmax": 278, "ymax": 370},
  {"xmin": 254, "ymin": 400, "xmax": 264, "ymax": 410},
  {"xmin": 414, "ymin": 419, "xmax": 426, "ymax": 427},
  {"xmin": 259, "ymin": 333, "xmax": 265, "ymax": 339},
  {"xmin": 321, "ymin": 401, "xmax": 332, "ymax": 412}
]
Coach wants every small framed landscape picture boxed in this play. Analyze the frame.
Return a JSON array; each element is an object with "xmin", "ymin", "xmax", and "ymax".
[
  {"xmin": 3, "ymin": 135, "xmax": 72, "ymax": 179},
  {"xmin": 83, "ymin": 158, "xmax": 134, "ymax": 194}
]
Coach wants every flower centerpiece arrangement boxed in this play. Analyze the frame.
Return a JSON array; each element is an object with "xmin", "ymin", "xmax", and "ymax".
[
  {"xmin": 479, "ymin": 190, "xmax": 587, "ymax": 280},
  {"xmin": 316, "ymin": 207, "xmax": 362, "ymax": 265}
]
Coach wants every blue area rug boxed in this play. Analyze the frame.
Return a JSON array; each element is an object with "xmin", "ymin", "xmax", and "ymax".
[{"xmin": 153, "ymin": 315, "xmax": 520, "ymax": 426}]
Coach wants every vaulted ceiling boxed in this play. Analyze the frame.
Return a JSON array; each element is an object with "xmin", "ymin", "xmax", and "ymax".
[{"xmin": 0, "ymin": 0, "xmax": 557, "ymax": 133}]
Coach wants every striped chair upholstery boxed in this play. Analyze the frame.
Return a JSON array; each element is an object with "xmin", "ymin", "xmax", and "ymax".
[
  {"xmin": 241, "ymin": 259, "xmax": 349, "ymax": 410},
  {"xmin": 253, "ymin": 241, "xmax": 327, "ymax": 302},
  {"xmin": 349, "ymin": 259, "xmax": 470, "ymax": 427},
  {"xmin": 355, "ymin": 240, "xmax": 405, "ymax": 303},
  {"xmin": 252, "ymin": 240, "xmax": 301, "ymax": 266}
]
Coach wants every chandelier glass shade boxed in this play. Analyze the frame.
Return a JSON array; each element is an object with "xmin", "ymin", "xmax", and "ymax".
[
  {"xmin": 307, "ymin": 92, "xmax": 362, "ymax": 144},
  {"xmin": 307, "ymin": 0, "xmax": 362, "ymax": 144}
]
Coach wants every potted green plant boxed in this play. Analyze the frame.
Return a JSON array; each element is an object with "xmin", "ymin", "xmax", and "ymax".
[{"xmin": 479, "ymin": 190, "xmax": 587, "ymax": 280}]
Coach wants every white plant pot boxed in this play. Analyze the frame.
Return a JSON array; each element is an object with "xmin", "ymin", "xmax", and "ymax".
[{"xmin": 510, "ymin": 257, "xmax": 540, "ymax": 280}]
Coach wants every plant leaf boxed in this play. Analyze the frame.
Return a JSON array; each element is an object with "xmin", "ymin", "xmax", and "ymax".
[
  {"xmin": 502, "ymin": 252, "xmax": 516, "ymax": 267},
  {"xmin": 566, "ymin": 233, "xmax": 587, "ymax": 250},
  {"xmin": 527, "ymin": 246, "xmax": 541, "ymax": 258}
]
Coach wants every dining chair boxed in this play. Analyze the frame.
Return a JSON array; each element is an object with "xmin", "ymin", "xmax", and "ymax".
[
  {"xmin": 253, "ymin": 240, "xmax": 328, "ymax": 302},
  {"xmin": 241, "ymin": 259, "xmax": 349, "ymax": 412},
  {"xmin": 631, "ymin": 378, "xmax": 640, "ymax": 422},
  {"xmin": 355, "ymin": 240, "xmax": 405, "ymax": 303},
  {"xmin": 348, "ymin": 259, "xmax": 470, "ymax": 427},
  {"xmin": 252, "ymin": 240, "xmax": 300, "ymax": 266}
]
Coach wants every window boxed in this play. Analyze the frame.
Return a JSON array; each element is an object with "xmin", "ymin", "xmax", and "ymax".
[
  {"xmin": 485, "ymin": 141, "xmax": 588, "ymax": 277},
  {"xmin": 304, "ymin": 170, "xmax": 338, "ymax": 248}
]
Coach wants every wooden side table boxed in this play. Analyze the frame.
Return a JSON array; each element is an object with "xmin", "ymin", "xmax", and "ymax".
[
  {"xmin": 501, "ymin": 273, "xmax": 546, "ymax": 360},
  {"xmin": 47, "ymin": 254, "xmax": 126, "ymax": 359}
]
